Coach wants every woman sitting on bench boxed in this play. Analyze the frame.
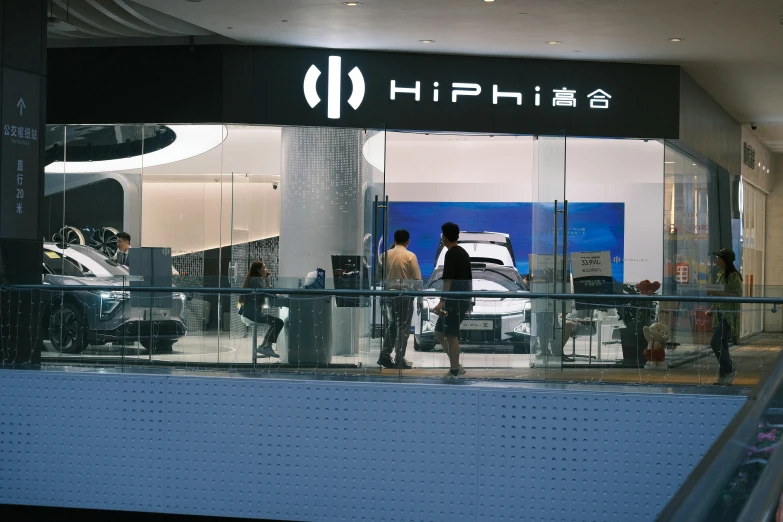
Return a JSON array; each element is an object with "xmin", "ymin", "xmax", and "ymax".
[{"xmin": 238, "ymin": 260, "xmax": 283, "ymax": 358}]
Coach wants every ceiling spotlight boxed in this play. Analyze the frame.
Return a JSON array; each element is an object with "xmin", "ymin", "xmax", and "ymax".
[
  {"xmin": 343, "ymin": 1, "xmax": 361, "ymax": 5},
  {"xmin": 547, "ymin": 41, "xmax": 562, "ymax": 45},
  {"xmin": 419, "ymin": 39, "xmax": 436, "ymax": 44},
  {"xmin": 484, "ymin": 0, "xmax": 496, "ymax": 3},
  {"xmin": 668, "ymin": 37, "xmax": 683, "ymax": 42}
]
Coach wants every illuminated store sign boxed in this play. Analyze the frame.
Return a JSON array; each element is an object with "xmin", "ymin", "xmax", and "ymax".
[
  {"xmin": 48, "ymin": 45, "xmax": 682, "ymax": 139},
  {"xmin": 304, "ymin": 56, "xmax": 618, "ymax": 120},
  {"xmin": 387, "ymin": 80, "xmax": 613, "ymax": 108},
  {"xmin": 263, "ymin": 46, "xmax": 680, "ymax": 138},
  {"xmin": 304, "ymin": 56, "xmax": 365, "ymax": 119}
]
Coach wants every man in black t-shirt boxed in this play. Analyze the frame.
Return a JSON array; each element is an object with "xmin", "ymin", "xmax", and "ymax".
[{"xmin": 432, "ymin": 222, "xmax": 473, "ymax": 378}]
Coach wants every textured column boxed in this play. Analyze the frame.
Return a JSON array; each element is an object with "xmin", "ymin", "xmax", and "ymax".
[{"xmin": 279, "ymin": 127, "xmax": 369, "ymax": 357}]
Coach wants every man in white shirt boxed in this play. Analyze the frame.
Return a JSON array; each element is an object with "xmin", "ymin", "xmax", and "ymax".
[{"xmin": 378, "ymin": 229, "xmax": 422, "ymax": 369}]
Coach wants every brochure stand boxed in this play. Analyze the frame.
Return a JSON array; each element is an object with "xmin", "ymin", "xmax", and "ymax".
[{"xmin": 569, "ymin": 251, "xmax": 614, "ymax": 364}]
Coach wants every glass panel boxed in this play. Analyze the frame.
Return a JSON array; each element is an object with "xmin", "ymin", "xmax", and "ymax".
[
  {"xmin": 740, "ymin": 181, "xmax": 765, "ymax": 337},
  {"xmin": 383, "ymin": 133, "xmax": 534, "ymax": 376},
  {"xmin": 662, "ymin": 144, "xmax": 713, "ymax": 365},
  {"xmin": 562, "ymin": 138, "xmax": 665, "ymax": 369},
  {"xmin": 42, "ymin": 124, "xmax": 145, "ymax": 365},
  {"xmin": 529, "ymin": 133, "xmax": 567, "ymax": 372},
  {"xmin": 358, "ymin": 125, "xmax": 386, "ymax": 373}
]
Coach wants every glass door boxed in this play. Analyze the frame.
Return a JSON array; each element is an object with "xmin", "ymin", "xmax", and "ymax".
[
  {"xmin": 529, "ymin": 133, "xmax": 569, "ymax": 371},
  {"xmin": 228, "ymin": 172, "xmax": 251, "ymax": 353},
  {"xmin": 357, "ymin": 125, "xmax": 387, "ymax": 371}
]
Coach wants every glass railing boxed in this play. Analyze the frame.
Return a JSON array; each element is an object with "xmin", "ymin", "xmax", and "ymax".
[
  {"xmin": 656, "ymin": 344, "xmax": 783, "ymax": 521},
  {"xmin": 2, "ymin": 278, "xmax": 782, "ymax": 388}
]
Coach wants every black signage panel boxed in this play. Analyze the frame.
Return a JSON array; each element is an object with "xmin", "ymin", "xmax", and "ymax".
[
  {"xmin": 254, "ymin": 47, "xmax": 680, "ymax": 139},
  {"xmin": 1, "ymin": 68, "xmax": 41, "ymax": 240}
]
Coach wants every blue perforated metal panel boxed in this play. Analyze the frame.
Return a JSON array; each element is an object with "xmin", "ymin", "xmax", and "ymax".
[
  {"xmin": 477, "ymin": 390, "xmax": 742, "ymax": 522},
  {"xmin": 0, "ymin": 370, "xmax": 744, "ymax": 522}
]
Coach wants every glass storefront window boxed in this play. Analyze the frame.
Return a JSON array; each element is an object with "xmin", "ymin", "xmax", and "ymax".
[{"xmin": 34, "ymin": 123, "xmax": 780, "ymax": 390}]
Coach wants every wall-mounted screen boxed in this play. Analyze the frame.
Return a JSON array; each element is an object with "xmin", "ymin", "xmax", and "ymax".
[{"xmin": 387, "ymin": 201, "xmax": 625, "ymax": 281}]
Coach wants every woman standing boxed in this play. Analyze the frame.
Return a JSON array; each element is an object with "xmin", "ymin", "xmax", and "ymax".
[
  {"xmin": 238, "ymin": 260, "xmax": 283, "ymax": 358},
  {"xmin": 707, "ymin": 248, "xmax": 742, "ymax": 385}
]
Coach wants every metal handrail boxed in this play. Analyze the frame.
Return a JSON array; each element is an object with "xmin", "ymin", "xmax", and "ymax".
[
  {"xmin": 656, "ymin": 349, "xmax": 783, "ymax": 521},
  {"xmin": 3, "ymin": 284, "xmax": 782, "ymax": 306}
]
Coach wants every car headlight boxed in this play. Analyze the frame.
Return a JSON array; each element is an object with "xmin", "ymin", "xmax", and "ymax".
[
  {"xmin": 514, "ymin": 322, "xmax": 530, "ymax": 335},
  {"xmin": 91, "ymin": 290, "xmax": 129, "ymax": 319}
]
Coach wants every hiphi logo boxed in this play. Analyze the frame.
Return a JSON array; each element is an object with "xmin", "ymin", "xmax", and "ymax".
[{"xmin": 303, "ymin": 56, "xmax": 365, "ymax": 119}]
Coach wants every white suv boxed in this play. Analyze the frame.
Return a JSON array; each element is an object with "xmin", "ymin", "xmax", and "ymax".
[{"xmin": 434, "ymin": 231, "xmax": 516, "ymax": 268}]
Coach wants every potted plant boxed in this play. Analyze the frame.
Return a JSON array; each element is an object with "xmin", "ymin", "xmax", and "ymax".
[{"xmin": 616, "ymin": 280, "xmax": 659, "ymax": 366}]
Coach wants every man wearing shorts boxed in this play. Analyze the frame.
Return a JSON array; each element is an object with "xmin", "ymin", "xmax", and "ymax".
[{"xmin": 432, "ymin": 222, "xmax": 473, "ymax": 378}]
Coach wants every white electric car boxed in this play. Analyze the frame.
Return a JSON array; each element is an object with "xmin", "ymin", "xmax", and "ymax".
[{"xmin": 413, "ymin": 262, "xmax": 532, "ymax": 354}]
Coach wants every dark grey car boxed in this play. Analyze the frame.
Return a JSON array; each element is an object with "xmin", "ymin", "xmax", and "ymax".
[{"xmin": 42, "ymin": 243, "xmax": 186, "ymax": 353}]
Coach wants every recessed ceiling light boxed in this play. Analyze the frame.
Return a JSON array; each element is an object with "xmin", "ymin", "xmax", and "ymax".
[
  {"xmin": 668, "ymin": 37, "xmax": 684, "ymax": 42},
  {"xmin": 419, "ymin": 39, "xmax": 436, "ymax": 44},
  {"xmin": 547, "ymin": 41, "xmax": 562, "ymax": 45},
  {"xmin": 342, "ymin": 1, "xmax": 361, "ymax": 5},
  {"xmin": 665, "ymin": 161, "xmax": 675, "ymax": 164}
]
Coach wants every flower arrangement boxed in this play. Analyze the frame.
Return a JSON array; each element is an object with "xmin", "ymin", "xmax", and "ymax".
[{"xmin": 617, "ymin": 280, "xmax": 660, "ymax": 329}]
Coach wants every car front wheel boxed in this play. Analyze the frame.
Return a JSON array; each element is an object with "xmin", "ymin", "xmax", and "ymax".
[{"xmin": 49, "ymin": 302, "xmax": 87, "ymax": 354}]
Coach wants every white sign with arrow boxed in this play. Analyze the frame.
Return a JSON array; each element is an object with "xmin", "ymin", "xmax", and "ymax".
[{"xmin": 16, "ymin": 98, "xmax": 26, "ymax": 116}]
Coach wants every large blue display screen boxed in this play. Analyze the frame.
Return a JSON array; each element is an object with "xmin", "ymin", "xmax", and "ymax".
[{"xmin": 387, "ymin": 201, "xmax": 625, "ymax": 281}]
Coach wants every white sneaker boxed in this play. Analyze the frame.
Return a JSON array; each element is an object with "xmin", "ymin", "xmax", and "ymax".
[{"xmin": 443, "ymin": 365, "xmax": 466, "ymax": 379}]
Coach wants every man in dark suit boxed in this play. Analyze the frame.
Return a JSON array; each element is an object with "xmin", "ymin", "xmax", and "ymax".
[{"xmin": 113, "ymin": 231, "xmax": 131, "ymax": 266}]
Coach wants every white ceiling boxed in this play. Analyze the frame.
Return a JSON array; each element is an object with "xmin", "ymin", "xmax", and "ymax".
[{"xmin": 97, "ymin": 0, "xmax": 783, "ymax": 153}]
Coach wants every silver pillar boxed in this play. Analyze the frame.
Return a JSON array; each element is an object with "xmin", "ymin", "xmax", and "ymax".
[{"xmin": 279, "ymin": 127, "xmax": 369, "ymax": 356}]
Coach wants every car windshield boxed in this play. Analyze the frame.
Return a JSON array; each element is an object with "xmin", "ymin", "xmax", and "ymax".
[
  {"xmin": 427, "ymin": 267, "xmax": 524, "ymax": 292},
  {"xmin": 45, "ymin": 244, "xmax": 129, "ymax": 277}
]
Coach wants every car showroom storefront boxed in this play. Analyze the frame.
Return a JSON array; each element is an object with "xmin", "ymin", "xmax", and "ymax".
[{"xmin": 40, "ymin": 44, "xmax": 735, "ymax": 371}]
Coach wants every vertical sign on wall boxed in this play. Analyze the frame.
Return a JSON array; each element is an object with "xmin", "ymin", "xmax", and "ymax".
[{"xmin": 0, "ymin": 68, "xmax": 41, "ymax": 239}]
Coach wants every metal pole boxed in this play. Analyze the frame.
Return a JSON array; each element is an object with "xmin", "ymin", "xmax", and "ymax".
[
  {"xmin": 562, "ymin": 200, "xmax": 569, "ymax": 365},
  {"xmin": 553, "ymin": 200, "xmax": 558, "ymax": 342},
  {"xmin": 371, "ymin": 195, "xmax": 379, "ymax": 339}
]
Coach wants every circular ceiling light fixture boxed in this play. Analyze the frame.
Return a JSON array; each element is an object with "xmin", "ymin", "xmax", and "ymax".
[
  {"xmin": 419, "ymin": 39, "xmax": 436, "ymax": 44},
  {"xmin": 546, "ymin": 41, "xmax": 562, "ymax": 45},
  {"xmin": 46, "ymin": 125, "xmax": 228, "ymax": 174},
  {"xmin": 342, "ymin": 2, "xmax": 361, "ymax": 5},
  {"xmin": 668, "ymin": 37, "xmax": 684, "ymax": 42}
]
